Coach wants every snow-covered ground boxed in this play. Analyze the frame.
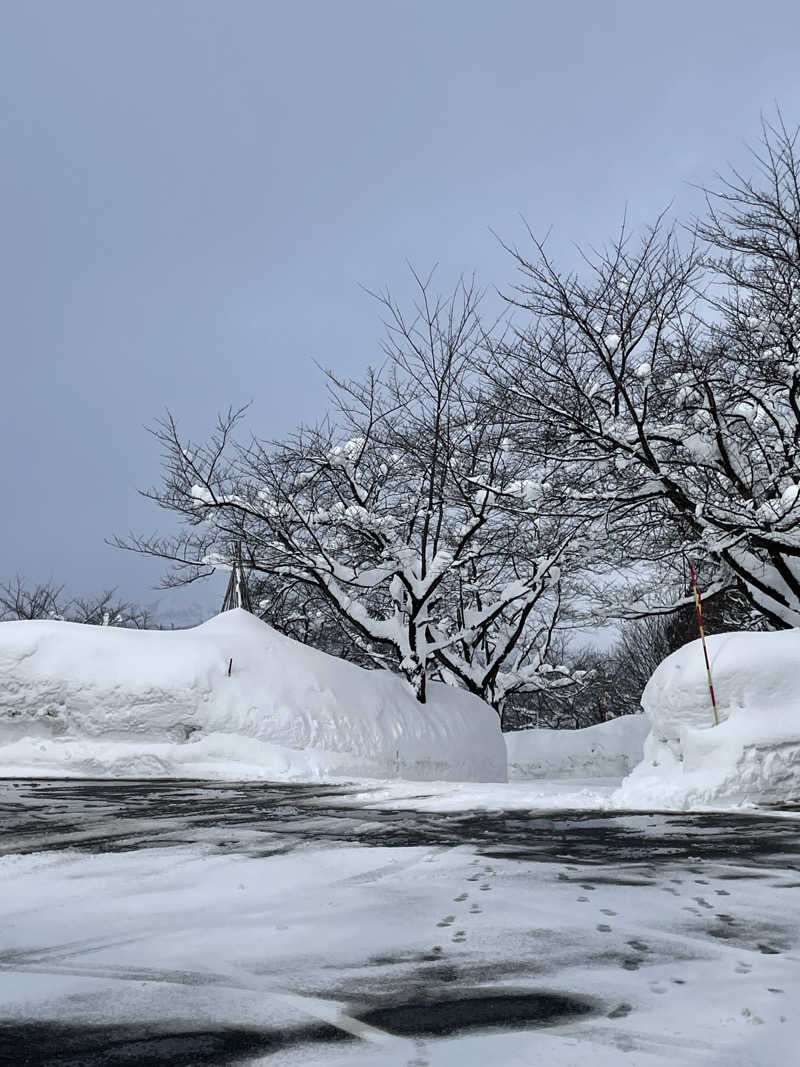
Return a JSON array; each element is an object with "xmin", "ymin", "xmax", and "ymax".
[
  {"xmin": 506, "ymin": 716, "xmax": 650, "ymax": 780},
  {"xmin": 344, "ymin": 777, "xmax": 624, "ymax": 813},
  {"xmin": 2, "ymin": 779, "xmax": 798, "ymax": 1066},
  {"xmin": 3, "ymin": 610, "xmax": 800, "ymax": 812},
  {"xmin": 0, "ymin": 609, "xmax": 505, "ymax": 783},
  {"xmin": 3, "ymin": 616, "xmax": 800, "ymax": 1063},
  {"xmin": 615, "ymin": 631, "xmax": 800, "ymax": 810}
]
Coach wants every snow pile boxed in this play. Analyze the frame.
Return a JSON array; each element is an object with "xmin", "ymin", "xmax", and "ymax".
[
  {"xmin": 615, "ymin": 630, "xmax": 800, "ymax": 808},
  {"xmin": 0, "ymin": 609, "xmax": 506, "ymax": 782},
  {"xmin": 505, "ymin": 715, "xmax": 650, "ymax": 779}
]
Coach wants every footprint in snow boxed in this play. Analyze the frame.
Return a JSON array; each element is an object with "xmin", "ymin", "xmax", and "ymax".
[
  {"xmin": 600, "ymin": 908, "xmax": 618, "ymax": 916},
  {"xmin": 453, "ymin": 893, "xmax": 468, "ymax": 902},
  {"xmin": 577, "ymin": 896, "xmax": 590, "ymax": 903},
  {"xmin": 715, "ymin": 889, "xmax": 731, "ymax": 896},
  {"xmin": 596, "ymin": 924, "xmax": 612, "ymax": 933},
  {"xmin": 627, "ymin": 939, "xmax": 648, "ymax": 952},
  {"xmin": 406, "ymin": 1047, "xmax": 430, "ymax": 1067},
  {"xmin": 469, "ymin": 904, "xmax": 481, "ymax": 914},
  {"xmin": 741, "ymin": 1007, "xmax": 764, "ymax": 1024},
  {"xmin": 452, "ymin": 931, "xmax": 467, "ymax": 943},
  {"xmin": 607, "ymin": 1003, "xmax": 632, "ymax": 1018},
  {"xmin": 735, "ymin": 962, "xmax": 752, "ymax": 974},
  {"xmin": 436, "ymin": 916, "xmax": 455, "ymax": 927}
]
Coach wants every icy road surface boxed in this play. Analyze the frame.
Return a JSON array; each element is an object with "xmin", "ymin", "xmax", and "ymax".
[{"xmin": 1, "ymin": 780, "xmax": 799, "ymax": 1066}]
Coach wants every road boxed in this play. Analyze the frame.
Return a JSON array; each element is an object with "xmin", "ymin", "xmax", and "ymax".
[{"xmin": 1, "ymin": 779, "xmax": 799, "ymax": 1066}]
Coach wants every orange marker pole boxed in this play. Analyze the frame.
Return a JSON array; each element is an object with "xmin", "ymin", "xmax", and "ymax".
[{"xmin": 688, "ymin": 561, "xmax": 720, "ymax": 726}]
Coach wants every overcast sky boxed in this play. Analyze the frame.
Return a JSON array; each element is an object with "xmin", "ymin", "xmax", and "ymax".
[{"xmin": 2, "ymin": 0, "xmax": 800, "ymax": 621}]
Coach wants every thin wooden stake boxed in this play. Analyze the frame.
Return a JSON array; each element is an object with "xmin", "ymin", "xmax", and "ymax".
[
  {"xmin": 688, "ymin": 561, "xmax": 720, "ymax": 727},
  {"xmin": 227, "ymin": 658, "xmax": 233, "ymax": 677}
]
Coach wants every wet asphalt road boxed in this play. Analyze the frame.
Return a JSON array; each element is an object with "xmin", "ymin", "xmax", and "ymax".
[
  {"xmin": 2, "ymin": 778, "xmax": 798, "ymax": 867},
  {"xmin": 2, "ymin": 779, "xmax": 800, "ymax": 1066}
]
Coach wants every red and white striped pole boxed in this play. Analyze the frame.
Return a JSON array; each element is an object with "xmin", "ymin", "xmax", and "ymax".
[{"xmin": 688, "ymin": 561, "xmax": 720, "ymax": 727}]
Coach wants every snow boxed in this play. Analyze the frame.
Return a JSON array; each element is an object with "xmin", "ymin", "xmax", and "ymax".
[
  {"xmin": 0, "ymin": 609, "xmax": 506, "ymax": 783},
  {"xmin": 5, "ymin": 607, "xmax": 800, "ymax": 813},
  {"xmin": 2, "ymin": 780, "xmax": 799, "ymax": 1066},
  {"xmin": 683, "ymin": 430, "xmax": 718, "ymax": 461},
  {"xmin": 779, "ymin": 483, "xmax": 800, "ymax": 511},
  {"xmin": 345, "ymin": 776, "xmax": 623, "ymax": 812},
  {"xmin": 615, "ymin": 631, "xmax": 800, "ymax": 809},
  {"xmin": 505, "ymin": 715, "xmax": 651, "ymax": 779}
]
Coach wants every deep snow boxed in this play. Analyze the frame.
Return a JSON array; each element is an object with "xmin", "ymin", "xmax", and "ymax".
[
  {"xmin": 3, "ymin": 609, "xmax": 800, "ymax": 812},
  {"xmin": 0, "ymin": 609, "xmax": 506, "ymax": 783},
  {"xmin": 506, "ymin": 715, "xmax": 650, "ymax": 780},
  {"xmin": 615, "ymin": 631, "xmax": 800, "ymax": 809}
]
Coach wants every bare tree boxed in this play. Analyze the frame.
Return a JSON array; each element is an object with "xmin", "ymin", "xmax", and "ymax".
[
  {"xmin": 0, "ymin": 577, "xmax": 65, "ymax": 620},
  {"xmin": 502, "ymin": 637, "xmax": 602, "ymax": 731},
  {"xmin": 68, "ymin": 590, "xmax": 159, "ymax": 629},
  {"xmin": 0, "ymin": 576, "xmax": 160, "ymax": 628},
  {"xmin": 500, "ymin": 115, "xmax": 800, "ymax": 629},
  {"xmin": 250, "ymin": 572, "xmax": 389, "ymax": 667},
  {"xmin": 118, "ymin": 274, "xmax": 593, "ymax": 708}
]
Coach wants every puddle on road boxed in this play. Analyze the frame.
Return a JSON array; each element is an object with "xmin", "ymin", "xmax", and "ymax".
[
  {"xmin": 1, "ymin": 988, "xmax": 599, "ymax": 1064},
  {"xmin": 0, "ymin": 1020, "xmax": 350, "ymax": 1066},
  {"xmin": 355, "ymin": 987, "xmax": 596, "ymax": 1038}
]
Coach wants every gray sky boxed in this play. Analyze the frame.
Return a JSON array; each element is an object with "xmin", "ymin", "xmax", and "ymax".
[{"xmin": 3, "ymin": 0, "xmax": 800, "ymax": 621}]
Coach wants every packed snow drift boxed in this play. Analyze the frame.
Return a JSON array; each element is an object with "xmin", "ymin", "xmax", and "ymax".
[
  {"xmin": 0, "ymin": 609, "xmax": 506, "ymax": 782},
  {"xmin": 505, "ymin": 714, "xmax": 650, "ymax": 779},
  {"xmin": 615, "ymin": 629, "xmax": 800, "ymax": 808}
]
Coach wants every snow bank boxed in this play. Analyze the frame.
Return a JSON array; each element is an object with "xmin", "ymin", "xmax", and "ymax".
[
  {"xmin": 505, "ymin": 715, "xmax": 650, "ymax": 779},
  {"xmin": 0, "ymin": 609, "xmax": 506, "ymax": 782},
  {"xmin": 615, "ymin": 630, "xmax": 800, "ymax": 808}
]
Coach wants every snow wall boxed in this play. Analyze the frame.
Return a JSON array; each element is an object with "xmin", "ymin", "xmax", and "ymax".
[
  {"xmin": 505, "ymin": 715, "xmax": 650, "ymax": 780},
  {"xmin": 615, "ymin": 630, "xmax": 800, "ymax": 808},
  {"xmin": 0, "ymin": 609, "xmax": 506, "ymax": 783}
]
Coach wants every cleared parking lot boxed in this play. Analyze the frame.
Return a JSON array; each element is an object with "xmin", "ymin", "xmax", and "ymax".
[{"xmin": 2, "ymin": 779, "xmax": 799, "ymax": 1066}]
